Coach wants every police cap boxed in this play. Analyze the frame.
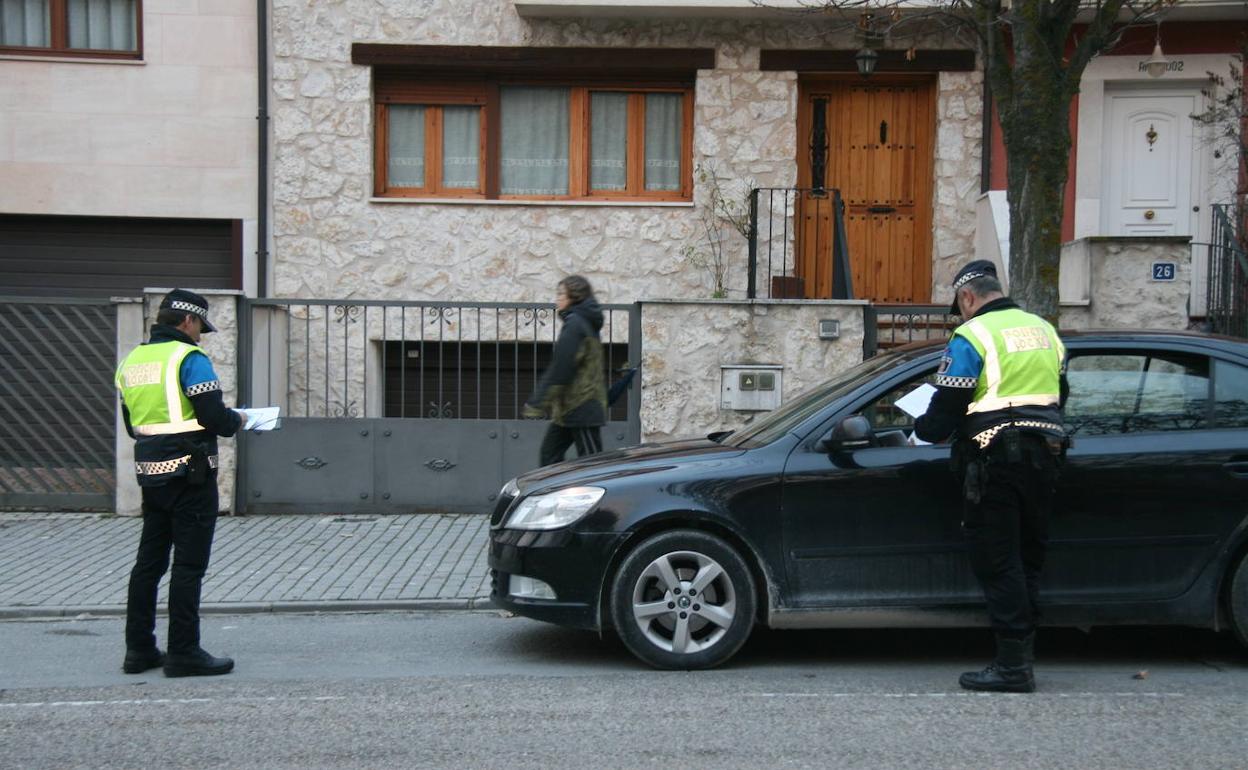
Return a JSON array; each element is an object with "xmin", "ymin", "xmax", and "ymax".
[
  {"xmin": 949, "ymin": 260, "xmax": 999, "ymax": 314},
  {"xmin": 160, "ymin": 289, "xmax": 217, "ymax": 333}
]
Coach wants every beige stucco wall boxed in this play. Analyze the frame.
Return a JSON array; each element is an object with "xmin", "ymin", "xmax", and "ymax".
[
  {"xmin": 638, "ymin": 299, "xmax": 866, "ymax": 441},
  {"xmin": 0, "ymin": 0, "xmax": 257, "ymax": 220},
  {"xmin": 270, "ymin": 0, "xmax": 981, "ymax": 305}
]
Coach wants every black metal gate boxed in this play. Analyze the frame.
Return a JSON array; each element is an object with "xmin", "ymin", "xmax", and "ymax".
[
  {"xmin": 236, "ymin": 299, "xmax": 641, "ymax": 514},
  {"xmin": 0, "ymin": 296, "xmax": 116, "ymax": 509},
  {"xmin": 1207, "ymin": 203, "xmax": 1248, "ymax": 339}
]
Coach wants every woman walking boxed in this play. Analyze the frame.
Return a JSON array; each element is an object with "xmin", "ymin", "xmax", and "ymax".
[{"xmin": 523, "ymin": 275, "xmax": 608, "ymax": 466}]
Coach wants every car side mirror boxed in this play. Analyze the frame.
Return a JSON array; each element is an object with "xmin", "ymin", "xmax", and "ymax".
[
  {"xmin": 707, "ymin": 430, "xmax": 733, "ymax": 443},
  {"xmin": 821, "ymin": 415, "xmax": 873, "ymax": 452}
]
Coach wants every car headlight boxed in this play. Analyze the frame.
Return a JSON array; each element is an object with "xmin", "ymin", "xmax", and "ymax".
[
  {"xmin": 500, "ymin": 477, "xmax": 519, "ymax": 498},
  {"xmin": 505, "ymin": 486, "xmax": 605, "ymax": 530}
]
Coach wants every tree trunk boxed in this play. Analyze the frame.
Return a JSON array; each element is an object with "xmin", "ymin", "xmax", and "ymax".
[
  {"xmin": 988, "ymin": 9, "xmax": 1080, "ymax": 326},
  {"xmin": 1002, "ymin": 100, "xmax": 1071, "ymax": 324}
]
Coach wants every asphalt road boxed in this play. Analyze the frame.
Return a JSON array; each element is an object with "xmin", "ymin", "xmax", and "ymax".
[{"xmin": 2, "ymin": 611, "xmax": 1246, "ymax": 769}]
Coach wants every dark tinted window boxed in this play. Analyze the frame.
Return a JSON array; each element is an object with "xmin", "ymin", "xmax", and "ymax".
[
  {"xmin": 1065, "ymin": 352, "xmax": 1210, "ymax": 435},
  {"xmin": 1215, "ymin": 360, "xmax": 1248, "ymax": 428}
]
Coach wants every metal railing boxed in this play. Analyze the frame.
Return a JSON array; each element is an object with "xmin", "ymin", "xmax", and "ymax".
[
  {"xmin": 864, "ymin": 304, "xmax": 957, "ymax": 358},
  {"xmin": 0, "ymin": 296, "xmax": 116, "ymax": 509},
  {"xmin": 747, "ymin": 187, "xmax": 853, "ymax": 300},
  {"xmin": 1206, "ymin": 204, "xmax": 1248, "ymax": 339},
  {"xmin": 241, "ymin": 299, "xmax": 639, "ymax": 422}
]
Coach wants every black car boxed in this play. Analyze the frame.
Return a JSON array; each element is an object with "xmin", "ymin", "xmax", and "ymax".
[{"xmin": 488, "ymin": 331, "xmax": 1248, "ymax": 669}]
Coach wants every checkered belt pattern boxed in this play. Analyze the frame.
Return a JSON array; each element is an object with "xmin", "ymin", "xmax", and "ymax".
[
  {"xmin": 135, "ymin": 454, "xmax": 219, "ymax": 476},
  {"xmin": 970, "ymin": 421, "xmax": 1065, "ymax": 450}
]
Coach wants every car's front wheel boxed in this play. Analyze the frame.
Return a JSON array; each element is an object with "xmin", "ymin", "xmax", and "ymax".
[
  {"xmin": 1230, "ymin": 551, "xmax": 1248, "ymax": 650},
  {"xmin": 610, "ymin": 529, "xmax": 757, "ymax": 670}
]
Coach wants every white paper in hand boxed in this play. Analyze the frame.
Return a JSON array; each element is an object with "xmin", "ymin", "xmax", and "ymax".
[
  {"xmin": 237, "ymin": 406, "xmax": 281, "ymax": 431},
  {"xmin": 894, "ymin": 383, "xmax": 937, "ymax": 419}
]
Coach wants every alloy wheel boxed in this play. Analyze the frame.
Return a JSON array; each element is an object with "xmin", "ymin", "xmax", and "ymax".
[{"xmin": 630, "ymin": 550, "xmax": 737, "ymax": 654}]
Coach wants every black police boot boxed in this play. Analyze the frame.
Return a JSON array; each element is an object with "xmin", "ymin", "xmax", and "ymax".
[
  {"xmin": 122, "ymin": 647, "xmax": 165, "ymax": 674},
  {"xmin": 959, "ymin": 636, "xmax": 1035, "ymax": 693},
  {"xmin": 163, "ymin": 647, "xmax": 234, "ymax": 677}
]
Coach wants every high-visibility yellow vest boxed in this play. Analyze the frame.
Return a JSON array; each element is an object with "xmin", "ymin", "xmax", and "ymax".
[
  {"xmin": 115, "ymin": 341, "xmax": 204, "ymax": 436},
  {"xmin": 953, "ymin": 307, "xmax": 1065, "ymax": 416}
]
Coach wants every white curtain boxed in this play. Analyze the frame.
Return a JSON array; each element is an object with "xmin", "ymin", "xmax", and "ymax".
[
  {"xmin": 1, "ymin": 0, "xmax": 49, "ymax": 47},
  {"xmin": 388, "ymin": 105, "xmax": 426, "ymax": 188},
  {"xmin": 500, "ymin": 86, "xmax": 569, "ymax": 196},
  {"xmin": 67, "ymin": 0, "xmax": 135, "ymax": 51},
  {"xmin": 645, "ymin": 93, "xmax": 682, "ymax": 192},
  {"xmin": 590, "ymin": 92, "xmax": 628, "ymax": 192},
  {"xmin": 441, "ymin": 106, "xmax": 480, "ymax": 190}
]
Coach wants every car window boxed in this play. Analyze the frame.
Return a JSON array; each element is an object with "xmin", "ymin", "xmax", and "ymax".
[
  {"xmin": 862, "ymin": 372, "xmax": 937, "ymax": 432},
  {"xmin": 1065, "ymin": 352, "xmax": 1210, "ymax": 435},
  {"xmin": 1214, "ymin": 359, "xmax": 1248, "ymax": 428}
]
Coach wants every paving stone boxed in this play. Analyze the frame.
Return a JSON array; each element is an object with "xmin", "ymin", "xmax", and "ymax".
[{"xmin": 0, "ymin": 512, "xmax": 492, "ymax": 617}]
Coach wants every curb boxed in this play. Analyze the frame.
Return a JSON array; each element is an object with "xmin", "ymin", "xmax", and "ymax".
[{"xmin": 0, "ymin": 597, "xmax": 497, "ymax": 620}]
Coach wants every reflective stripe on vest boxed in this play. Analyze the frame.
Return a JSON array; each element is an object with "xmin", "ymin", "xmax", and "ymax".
[
  {"xmin": 115, "ymin": 341, "xmax": 203, "ymax": 435},
  {"xmin": 955, "ymin": 308, "xmax": 1064, "ymax": 416}
]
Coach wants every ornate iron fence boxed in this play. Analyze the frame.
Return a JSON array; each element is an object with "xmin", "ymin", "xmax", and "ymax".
[
  {"xmin": 864, "ymin": 303, "xmax": 957, "ymax": 357},
  {"xmin": 241, "ymin": 299, "xmax": 638, "ymax": 422}
]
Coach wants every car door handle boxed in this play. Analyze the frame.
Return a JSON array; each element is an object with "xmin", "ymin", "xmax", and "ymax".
[{"xmin": 1223, "ymin": 461, "xmax": 1248, "ymax": 477}]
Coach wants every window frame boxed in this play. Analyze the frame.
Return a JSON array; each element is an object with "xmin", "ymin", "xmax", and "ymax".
[
  {"xmin": 373, "ymin": 83, "xmax": 488, "ymax": 199},
  {"xmin": 0, "ymin": 0, "xmax": 144, "ymax": 59},
  {"xmin": 373, "ymin": 77, "xmax": 694, "ymax": 203}
]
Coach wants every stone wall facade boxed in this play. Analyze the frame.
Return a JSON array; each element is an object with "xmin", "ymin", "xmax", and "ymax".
[
  {"xmin": 638, "ymin": 300, "xmax": 867, "ymax": 441},
  {"xmin": 270, "ymin": 0, "xmax": 982, "ymax": 306},
  {"xmin": 1059, "ymin": 237, "xmax": 1193, "ymax": 332}
]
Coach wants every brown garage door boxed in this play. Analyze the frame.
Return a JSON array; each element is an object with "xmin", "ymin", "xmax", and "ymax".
[
  {"xmin": 0, "ymin": 215, "xmax": 239, "ymax": 509},
  {"xmin": 0, "ymin": 214, "xmax": 239, "ymax": 297}
]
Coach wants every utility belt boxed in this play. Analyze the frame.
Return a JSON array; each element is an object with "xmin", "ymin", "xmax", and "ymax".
[
  {"xmin": 135, "ymin": 453, "xmax": 218, "ymax": 479},
  {"xmin": 134, "ymin": 433, "xmax": 217, "ymax": 485},
  {"xmin": 969, "ymin": 420, "xmax": 1065, "ymax": 450},
  {"xmin": 952, "ymin": 427, "xmax": 1069, "ymax": 506}
]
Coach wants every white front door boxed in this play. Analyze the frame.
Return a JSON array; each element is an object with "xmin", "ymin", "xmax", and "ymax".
[{"xmin": 1102, "ymin": 87, "xmax": 1201, "ymax": 237}]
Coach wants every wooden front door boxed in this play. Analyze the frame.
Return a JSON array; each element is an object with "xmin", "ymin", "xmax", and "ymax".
[{"xmin": 797, "ymin": 77, "xmax": 935, "ymax": 302}]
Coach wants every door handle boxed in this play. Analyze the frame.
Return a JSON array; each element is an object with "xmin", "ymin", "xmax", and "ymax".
[
  {"xmin": 1223, "ymin": 461, "xmax": 1248, "ymax": 477},
  {"xmin": 867, "ymin": 205, "xmax": 896, "ymax": 214}
]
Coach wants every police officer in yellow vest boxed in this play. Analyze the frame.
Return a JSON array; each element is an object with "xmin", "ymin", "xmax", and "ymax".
[
  {"xmin": 916, "ymin": 261, "xmax": 1069, "ymax": 693},
  {"xmin": 115, "ymin": 289, "xmax": 243, "ymax": 677}
]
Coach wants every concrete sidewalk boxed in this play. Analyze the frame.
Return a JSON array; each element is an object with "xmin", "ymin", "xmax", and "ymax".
[{"xmin": 0, "ymin": 512, "xmax": 492, "ymax": 619}]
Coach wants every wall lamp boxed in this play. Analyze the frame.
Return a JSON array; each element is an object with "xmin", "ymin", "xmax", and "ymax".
[{"xmin": 855, "ymin": 46, "xmax": 880, "ymax": 77}]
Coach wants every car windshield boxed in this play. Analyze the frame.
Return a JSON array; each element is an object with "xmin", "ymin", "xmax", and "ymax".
[{"xmin": 723, "ymin": 350, "xmax": 915, "ymax": 448}]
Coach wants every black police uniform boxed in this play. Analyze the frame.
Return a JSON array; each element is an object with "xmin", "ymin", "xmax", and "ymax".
[
  {"xmin": 117, "ymin": 290, "xmax": 242, "ymax": 677},
  {"xmin": 915, "ymin": 261, "xmax": 1069, "ymax": 692}
]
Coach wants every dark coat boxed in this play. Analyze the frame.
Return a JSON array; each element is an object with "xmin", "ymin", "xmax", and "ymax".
[{"xmin": 526, "ymin": 298, "xmax": 608, "ymax": 427}]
